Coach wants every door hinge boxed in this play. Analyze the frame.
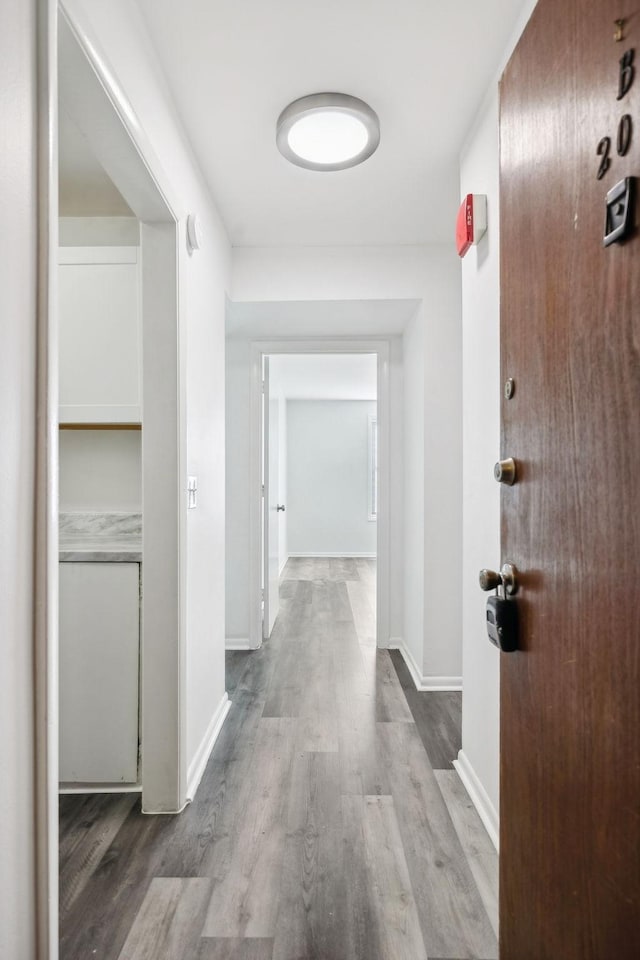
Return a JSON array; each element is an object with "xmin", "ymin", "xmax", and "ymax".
[{"xmin": 261, "ymin": 380, "xmax": 265, "ymax": 394}]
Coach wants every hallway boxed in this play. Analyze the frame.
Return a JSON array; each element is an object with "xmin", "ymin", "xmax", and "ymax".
[{"xmin": 60, "ymin": 559, "xmax": 497, "ymax": 959}]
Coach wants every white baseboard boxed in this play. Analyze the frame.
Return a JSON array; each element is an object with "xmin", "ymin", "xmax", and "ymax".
[
  {"xmin": 186, "ymin": 693, "xmax": 231, "ymax": 803},
  {"xmin": 454, "ymin": 749, "xmax": 499, "ymax": 851},
  {"xmin": 278, "ymin": 555, "xmax": 288, "ymax": 576},
  {"xmin": 386, "ymin": 638, "xmax": 463, "ymax": 692},
  {"xmin": 287, "ymin": 552, "xmax": 377, "ymax": 558},
  {"xmin": 59, "ymin": 783, "xmax": 141, "ymax": 794},
  {"xmin": 225, "ymin": 638, "xmax": 259, "ymax": 651}
]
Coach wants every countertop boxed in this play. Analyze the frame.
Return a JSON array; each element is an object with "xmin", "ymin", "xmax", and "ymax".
[{"xmin": 59, "ymin": 512, "xmax": 142, "ymax": 563}]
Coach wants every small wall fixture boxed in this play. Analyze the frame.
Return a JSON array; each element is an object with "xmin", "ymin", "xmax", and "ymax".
[
  {"xmin": 186, "ymin": 213, "xmax": 202, "ymax": 254},
  {"xmin": 456, "ymin": 194, "xmax": 487, "ymax": 257},
  {"xmin": 276, "ymin": 93, "xmax": 380, "ymax": 171}
]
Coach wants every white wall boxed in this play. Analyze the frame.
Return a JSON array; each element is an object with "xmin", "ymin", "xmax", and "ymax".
[
  {"xmin": 59, "ymin": 216, "xmax": 139, "ymax": 245},
  {"xmin": 457, "ymin": 0, "xmax": 537, "ymax": 843},
  {"xmin": 459, "ymin": 90, "xmax": 502, "ymax": 829},
  {"xmin": 59, "ymin": 430, "xmax": 141, "ymax": 512},
  {"xmin": 287, "ymin": 400, "xmax": 377, "ymax": 557},
  {"xmin": 63, "ymin": 0, "xmax": 232, "ymax": 781},
  {"xmin": 226, "ymin": 338, "xmax": 252, "ymax": 641},
  {"xmin": 402, "ymin": 307, "xmax": 425, "ymax": 672},
  {"xmin": 0, "ymin": 0, "xmax": 39, "ymax": 954},
  {"xmin": 231, "ymin": 245, "xmax": 462, "ymax": 682}
]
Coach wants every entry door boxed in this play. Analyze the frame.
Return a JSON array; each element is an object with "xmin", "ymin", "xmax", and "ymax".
[
  {"xmin": 263, "ymin": 358, "xmax": 280, "ymax": 638},
  {"xmin": 499, "ymin": 2, "xmax": 639, "ymax": 957}
]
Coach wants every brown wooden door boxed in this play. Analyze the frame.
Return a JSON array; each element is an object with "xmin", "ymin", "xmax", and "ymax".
[{"xmin": 499, "ymin": 1, "xmax": 640, "ymax": 957}]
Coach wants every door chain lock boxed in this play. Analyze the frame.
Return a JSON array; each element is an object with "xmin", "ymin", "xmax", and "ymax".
[{"xmin": 479, "ymin": 563, "xmax": 519, "ymax": 652}]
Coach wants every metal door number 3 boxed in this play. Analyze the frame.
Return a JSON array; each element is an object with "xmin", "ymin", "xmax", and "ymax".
[{"xmin": 597, "ymin": 43, "xmax": 636, "ymax": 246}]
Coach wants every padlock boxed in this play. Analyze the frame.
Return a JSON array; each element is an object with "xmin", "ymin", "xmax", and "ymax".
[{"xmin": 486, "ymin": 594, "xmax": 519, "ymax": 652}]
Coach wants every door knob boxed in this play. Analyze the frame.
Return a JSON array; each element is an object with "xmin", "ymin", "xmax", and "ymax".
[
  {"xmin": 494, "ymin": 457, "xmax": 517, "ymax": 485},
  {"xmin": 479, "ymin": 562, "xmax": 519, "ymax": 596},
  {"xmin": 479, "ymin": 568, "xmax": 502, "ymax": 591},
  {"xmin": 276, "ymin": 504, "xmax": 286, "ymax": 512}
]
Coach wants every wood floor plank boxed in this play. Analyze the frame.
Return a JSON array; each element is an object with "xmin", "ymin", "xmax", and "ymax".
[
  {"xmin": 378, "ymin": 722, "xmax": 498, "ymax": 959},
  {"xmin": 375, "ymin": 650, "xmax": 414, "ymax": 722},
  {"xmin": 116, "ymin": 877, "xmax": 210, "ymax": 959},
  {"xmin": 202, "ymin": 718, "xmax": 296, "ymax": 938},
  {"xmin": 202, "ymin": 798, "xmax": 286, "ymax": 938},
  {"xmin": 341, "ymin": 796, "xmax": 386, "ymax": 960},
  {"xmin": 294, "ymin": 579, "xmax": 313, "ymax": 603},
  {"xmin": 389, "ymin": 650, "xmax": 462, "ymax": 767},
  {"xmin": 225, "ymin": 651, "xmax": 252, "ymax": 696},
  {"xmin": 272, "ymin": 753, "xmax": 346, "ymax": 960},
  {"xmin": 346, "ymin": 579, "xmax": 376, "ymax": 642},
  {"xmin": 279, "ymin": 579, "xmax": 297, "ymax": 600},
  {"xmin": 328, "ymin": 580, "xmax": 354, "ymax": 622},
  {"xmin": 360, "ymin": 795, "xmax": 428, "ymax": 960},
  {"xmin": 197, "ymin": 940, "xmax": 274, "ymax": 960},
  {"xmin": 59, "ymin": 793, "xmax": 138, "ymax": 919},
  {"xmin": 332, "ymin": 623, "xmax": 390, "ymax": 797},
  {"xmin": 435, "ymin": 769, "xmax": 499, "ymax": 938},
  {"xmin": 297, "ymin": 632, "xmax": 339, "ymax": 753},
  {"xmin": 262, "ymin": 640, "xmax": 306, "ymax": 718}
]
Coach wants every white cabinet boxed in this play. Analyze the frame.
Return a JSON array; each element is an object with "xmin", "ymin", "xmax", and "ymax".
[
  {"xmin": 59, "ymin": 562, "xmax": 140, "ymax": 784},
  {"xmin": 59, "ymin": 246, "xmax": 141, "ymax": 424}
]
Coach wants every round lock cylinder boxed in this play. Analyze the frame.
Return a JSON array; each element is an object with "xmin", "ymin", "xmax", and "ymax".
[{"xmin": 494, "ymin": 457, "xmax": 517, "ymax": 485}]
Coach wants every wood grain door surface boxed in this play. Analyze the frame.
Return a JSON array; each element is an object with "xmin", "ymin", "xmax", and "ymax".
[{"xmin": 499, "ymin": 1, "xmax": 639, "ymax": 957}]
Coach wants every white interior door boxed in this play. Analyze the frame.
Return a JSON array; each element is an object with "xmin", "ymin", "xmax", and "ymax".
[{"xmin": 263, "ymin": 358, "xmax": 280, "ymax": 638}]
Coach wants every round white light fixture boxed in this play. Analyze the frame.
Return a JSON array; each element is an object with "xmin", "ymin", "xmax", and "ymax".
[{"xmin": 276, "ymin": 93, "xmax": 380, "ymax": 171}]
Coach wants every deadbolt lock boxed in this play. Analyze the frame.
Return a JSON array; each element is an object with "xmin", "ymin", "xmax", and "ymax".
[{"xmin": 494, "ymin": 457, "xmax": 517, "ymax": 485}]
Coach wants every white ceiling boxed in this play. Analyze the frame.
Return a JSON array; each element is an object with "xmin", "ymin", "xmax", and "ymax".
[
  {"xmin": 137, "ymin": 0, "xmax": 529, "ymax": 246},
  {"xmin": 58, "ymin": 107, "xmax": 134, "ymax": 217},
  {"xmin": 270, "ymin": 354, "xmax": 377, "ymax": 400}
]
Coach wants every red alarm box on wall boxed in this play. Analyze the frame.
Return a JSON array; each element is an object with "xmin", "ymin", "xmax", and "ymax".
[{"xmin": 456, "ymin": 194, "xmax": 487, "ymax": 257}]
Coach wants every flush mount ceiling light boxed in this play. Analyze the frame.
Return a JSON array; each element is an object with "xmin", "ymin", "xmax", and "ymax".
[{"xmin": 276, "ymin": 93, "xmax": 380, "ymax": 171}]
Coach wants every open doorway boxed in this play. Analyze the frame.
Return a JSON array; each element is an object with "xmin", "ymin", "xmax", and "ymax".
[
  {"xmin": 262, "ymin": 353, "xmax": 378, "ymax": 642},
  {"xmin": 246, "ymin": 340, "xmax": 391, "ymax": 650}
]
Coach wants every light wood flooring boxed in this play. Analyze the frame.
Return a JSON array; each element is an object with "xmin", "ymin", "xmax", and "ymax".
[{"xmin": 59, "ymin": 557, "xmax": 498, "ymax": 959}]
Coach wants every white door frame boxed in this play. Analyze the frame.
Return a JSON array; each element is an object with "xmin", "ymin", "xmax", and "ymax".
[
  {"xmin": 249, "ymin": 339, "xmax": 391, "ymax": 648},
  {"xmin": 58, "ymin": 3, "xmax": 188, "ymax": 815}
]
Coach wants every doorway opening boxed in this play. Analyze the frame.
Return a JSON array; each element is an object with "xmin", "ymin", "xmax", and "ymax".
[
  {"xmin": 53, "ymin": 5, "xmax": 189, "ymax": 953},
  {"xmin": 261, "ymin": 353, "xmax": 378, "ymax": 643},
  {"xmin": 57, "ymin": 3, "xmax": 186, "ymax": 816},
  {"xmin": 248, "ymin": 340, "xmax": 391, "ymax": 650}
]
